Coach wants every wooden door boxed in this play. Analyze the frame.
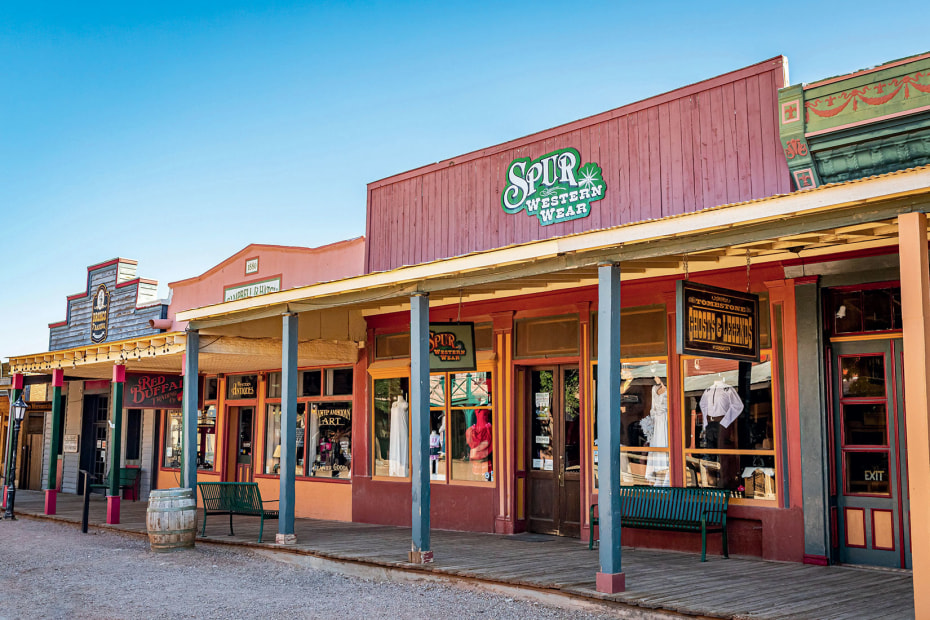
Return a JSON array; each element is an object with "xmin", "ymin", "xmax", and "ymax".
[
  {"xmin": 26, "ymin": 434, "xmax": 44, "ymax": 490},
  {"xmin": 526, "ymin": 366, "xmax": 581, "ymax": 537},
  {"xmin": 232, "ymin": 407, "xmax": 254, "ymax": 482},
  {"xmin": 831, "ymin": 338, "xmax": 909, "ymax": 568}
]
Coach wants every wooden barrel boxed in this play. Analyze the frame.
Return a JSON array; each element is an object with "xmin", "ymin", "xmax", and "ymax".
[{"xmin": 146, "ymin": 488, "xmax": 197, "ymax": 552}]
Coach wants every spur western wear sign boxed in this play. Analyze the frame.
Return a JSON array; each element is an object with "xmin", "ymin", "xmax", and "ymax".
[
  {"xmin": 429, "ymin": 322, "xmax": 476, "ymax": 372},
  {"xmin": 676, "ymin": 281, "xmax": 760, "ymax": 362},
  {"xmin": 500, "ymin": 147, "xmax": 605, "ymax": 226}
]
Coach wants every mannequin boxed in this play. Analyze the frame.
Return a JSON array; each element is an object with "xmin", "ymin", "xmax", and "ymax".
[
  {"xmin": 429, "ymin": 430, "xmax": 441, "ymax": 477},
  {"xmin": 645, "ymin": 375, "xmax": 670, "ymax": 486},
  {"xmin": 389, "ymin": 394, "xmax": 409, "ymax": 476}
]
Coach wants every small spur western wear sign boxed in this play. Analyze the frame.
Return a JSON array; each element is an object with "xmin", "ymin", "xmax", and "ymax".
[
  {"xmin": 500, "ymin": 147, "xmax": 606, "ymax": 226},
  {"xmin": 676, "ymin": 281, "xmax": 760, "ymax": 362},
  {"xmin": 429, "ymin": 323, "xmax": 476, "ymax": 372}
]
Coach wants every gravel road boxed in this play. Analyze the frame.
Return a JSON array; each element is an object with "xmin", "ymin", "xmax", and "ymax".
[{"xmin": 0, "ymin": 518, "xmax": 634, "ymax": 620}]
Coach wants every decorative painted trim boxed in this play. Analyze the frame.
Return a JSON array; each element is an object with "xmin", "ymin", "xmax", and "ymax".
[
  {"xmin": 844, "ymin": 507, "xmax": 867, "ymax": 548},
  {"xmin": 793, "ymin": 168, "xmax": 817, "ymax": 190},
  {"xmin": 805, "ymin": 71, "xmax": 930, "ymax": 122},
  {"xmin": 782, "ymin": 99, "xmax": 802, "ymax": 124},
  {"xmin": 871, "ymin": 508, "xmax": 896, "ymax": 551},
  {"xmin": 805, "ymin": 104, "xmax": 930, "ymax": 138},
  {"xmin": 804, "ymin": 52, "xmax": 930, "ymax": 89}
]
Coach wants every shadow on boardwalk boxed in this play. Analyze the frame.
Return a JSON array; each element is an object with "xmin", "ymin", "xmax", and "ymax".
[{"xmin": 13, "ymin": 490, "xmax": 914, "ymax": 619}]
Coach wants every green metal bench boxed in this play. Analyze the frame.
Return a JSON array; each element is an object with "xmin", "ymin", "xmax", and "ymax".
[
  {"xmin": 589, "ymin": 486, "xmax": 730, "ymax": 561},
  {"xmin": 197, "ymin": 482, "xmax": 279, "ymax": 543}
]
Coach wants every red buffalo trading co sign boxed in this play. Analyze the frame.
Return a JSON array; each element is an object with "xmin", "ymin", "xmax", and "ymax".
[{"xmin": 123, "ymin": 373, "xmax": 184, "ymax": 408}]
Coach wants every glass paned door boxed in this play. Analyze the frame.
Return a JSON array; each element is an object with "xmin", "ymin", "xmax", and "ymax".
[
  {"xmin": 526, "ymin": 366, "xmax": 581, "ymax": 537},
  {"xmin": 831, "ymin": 339, "xmax": 909, "ymax": 568}
]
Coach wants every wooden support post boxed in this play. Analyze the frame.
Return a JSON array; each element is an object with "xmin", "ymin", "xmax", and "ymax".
[
  {"xmin": 898, "ymin": 212, "xmax": 930, "ymax": 614},
  {"xmin": 45, "ymin": 369, "xmax": 65, "ymax": 515},
  {"xmin": 107, "ymin": 365, "xmax": 125, "ymax": 524},
  {"xmin": 409, "ymin": 292, "xmax": 433, "ymax": 563},
  {"xmin": 596, "ymin": 262, "xmax": 625, "ymax": 593},
  {"xmin": 3, "ymin": 374, "xmax": 24, "ymax": 509},
  {"xmin": 277, "ymin": 312, "xmax": 298, "ymax": 544},
  {"xmin": 182, "ymin": 329, "xmax": 200, "ymax": 493}
]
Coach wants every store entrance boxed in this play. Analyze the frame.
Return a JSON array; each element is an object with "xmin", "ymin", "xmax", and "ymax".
[
  {"xmin": 830, "ymin": 338, "xmax": 910, "ymax": 568},
  {"xmin": 226, "ymin": 407, "xmax": 254, "ymax": 482},
  {"xmin": 526, "ymin": 366, "xmax": 581, "ymax": 537},
  {"xmin": 80, "ymin": 395, "xmax": 110, "ymax": 486}
]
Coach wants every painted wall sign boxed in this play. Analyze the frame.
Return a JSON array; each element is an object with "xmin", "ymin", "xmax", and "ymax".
[
  {"xmin": 245, "ymin": 257, "xmax": 259, "ymax": 274},
  {"xmin": 226, "ymin": 374, "xmax": 259, "ymax": 400},
  {"xmin": 63, "ymin": 434, "xmax": 79, "ymax": 453},
  {"xmin": 90, "ymin": 284, "xmax": 110, "ymax": 343},
  {"xmin": 124, "ymin": 373, "xmax": 184, "ymax": 408},
  {"xmin": 676, "ymin": 281, "xmax": 760, "ymax": 362},
  {"xmin": 223, "ymin": 277, "xmax": 281, "ymax": 302},
  {"xmin": 429, "ymin": 322, "xmax": 476, "ymax": 372},
  {"xmin": 500, "ymin": 147, "xmax": 606, "ymax": 226}
]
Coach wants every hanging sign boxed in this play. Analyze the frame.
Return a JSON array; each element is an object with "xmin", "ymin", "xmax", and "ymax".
[
  {"xmin": 223, "ymin": 277, "xmax": 281, "ymax": 302},
  {"xmin": 428, "ymin": 322, "xmax": 476, "ymax": 372},
  {"xmin": 124, "ymin": 373, "xmax": 184, "ymax": 408},
  {"xmin": 500, "ymin": 147, "xmax": 606, "ymax": 226},
  {"xmin": 90, "ymin": 284, "xmax": 110, "ymax": 343},
  {"xmin": 676, "ymin": 281, "xmax": 760, "ymax": 362}
]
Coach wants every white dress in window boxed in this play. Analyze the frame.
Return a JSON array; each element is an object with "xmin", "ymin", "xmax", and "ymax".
[
  {"xmin": 389, "ymin": 395, "xmax": 409, "ymax": 477},
  {"xmin": 645, "ymin": 385, "xmax": 670, "ymax": 486}
]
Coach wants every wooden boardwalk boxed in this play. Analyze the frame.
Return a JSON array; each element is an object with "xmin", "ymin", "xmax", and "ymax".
[{"xmin": 13, "ymin": 490, "xmax": 915, "ymax": 619}]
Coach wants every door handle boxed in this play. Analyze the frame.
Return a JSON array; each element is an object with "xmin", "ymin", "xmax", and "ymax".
[{"xmin": 559, "ymin": 464, "xmax": 565, "ymax": 487}]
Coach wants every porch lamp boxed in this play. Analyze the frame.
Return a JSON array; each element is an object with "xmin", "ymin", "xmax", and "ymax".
[{"xmin": 3, "ymin": 397, "xmax": 28, "ymax": 520}]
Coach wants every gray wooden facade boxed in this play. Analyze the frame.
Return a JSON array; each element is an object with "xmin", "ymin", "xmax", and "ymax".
[{"xmin": 48, "ymin": 258, "xmax": 167, "ymax": 351}]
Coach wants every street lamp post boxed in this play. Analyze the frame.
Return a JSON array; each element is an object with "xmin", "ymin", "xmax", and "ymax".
[{"xmin": 4, "ymin": 397, "xmax": 28, "ymax": 520}]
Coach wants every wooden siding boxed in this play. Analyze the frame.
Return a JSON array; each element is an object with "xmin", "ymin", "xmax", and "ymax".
[
  {"xmin": 49, "ymin": 262, "xmax": 166, "ymax": 351},
  {"xmin": 61, "ymin": 382, "xmax": 83, "ymax": 494},
  {"xmin": 366, "ymin": 58, "xmax": 790, "ymax": 273}
]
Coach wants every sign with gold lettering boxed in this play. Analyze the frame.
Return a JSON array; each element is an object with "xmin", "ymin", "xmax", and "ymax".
[
  {"xmin": 676, "ymin": 281, "xmax": 759, "ymax": 362},
  {"xmin": 429, "ymin": 322, "xmax": 476, "ymax": 372},
  {"xmin": 226, "ymin": 374, "xmax": 259, "ymax": 400},
  {"xmin": 90, "ymin": 284, "xmax": 110, "ymax": 343}
]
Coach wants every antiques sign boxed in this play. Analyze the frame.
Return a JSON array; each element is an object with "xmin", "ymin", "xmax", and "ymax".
[
  {"xmin": 676, "ymin": 281, "xmax": 760, "ymax": 362},
  {"xmin": 223, "ymin": 277, "xmax": 281, "ymax": 302},
  {"xmin": 90, "ymin": 284, "xmax": 110, "ymax": 343},
  {"xmin": 429, "ymin": 322, "xmax": 477, "ymax": 372},
  {"xmin": 226, "ymin": 374, "xmax": 259, "ymax": 399},
  {"xmin": 500, "ymin": 147, "xmax": 606, "ymax": 226},
  {"xmin": 124, "ymin": 373, "xmax": 183, "ymax": 408}
]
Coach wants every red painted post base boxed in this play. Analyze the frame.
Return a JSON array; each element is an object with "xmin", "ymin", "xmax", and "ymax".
[
  {"xmin": 275, "ymin": 533, "xmax": 297, "ymax": 545},
  {"xmin": 44, "ymin": 489, "xmax": 57, "ymax": 515},
  {"xmin": 408, "ymin": 550, "xmax": 434, "ymax": 564},
  {"xmin": 106, "ymin": 495, "xmax": 120, "ymax": 525},
  {"xmin": 803, "ymin": 554, "xmax": 830, "ymax": 566},
  {"xmin": 2, "ymin": 485, "xmax": 7, "ymax": 509},
  {"xmin": 596, "ymin": 571, "xmax": 626, "ymax": 594}
]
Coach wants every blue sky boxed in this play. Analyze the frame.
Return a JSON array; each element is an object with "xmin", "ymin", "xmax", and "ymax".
[{"xmin": 1, "ymin": 1, "xmax": 927, "ymax": 358}]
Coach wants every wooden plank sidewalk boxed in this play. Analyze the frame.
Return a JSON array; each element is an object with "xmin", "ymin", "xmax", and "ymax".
[{"xmin": 13, "ymin": 490, "xmax": 915, "ymax": 619}]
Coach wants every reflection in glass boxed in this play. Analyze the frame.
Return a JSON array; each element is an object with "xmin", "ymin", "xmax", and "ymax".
[
  {"xmin": 308, "ymin": 402, "xmax": 351, "ymax": 478},
  {"xmin": 264, "ymin": 404, "xmax": 307, "ymax": 476},
  {"xmin": 563, "ymin": 369, "xmax": 581, "ymax": 473},
  {"xmin": 841, "ymin": 355, "xmax": 885, "ymax": 397},
  {"xmin": 531, "ymin": 370, "xmax": 554, "ymax": 472},
  {"xmin": 450, "ymin": 372, "xmax": 493, "ymax": 482},
  {"xmin": 845, "ymin": 451, "xmax": 891, "ymax": 495},
  {"xmin": 373, "ymin": 378, "xmax": 409, "ymax": 477},
  {"xmin": 843, "ymin": 403, "xmax": 888, "ymax": 446},
  {"xmin": 163, "ymin": 410, "xmax": 182, "ymax": 468},
  {"xmin": 686, "ymin": 453, "xmax": 777, "ymax": 499}
]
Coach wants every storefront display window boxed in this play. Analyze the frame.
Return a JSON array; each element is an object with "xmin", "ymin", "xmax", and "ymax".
[
  {"xmin": 592, "ymin": 360, "xmax": 669, "ymax": 489},
  {"xmin": 163, "ymin": 409, "xmax": 182, "ymax": 468},
  {"xmin": 163, "ymin": 407, "xmax": 216, "ymax": 470},
  {"xmin": 449, "ymin": 372, "xmax": 493, "ymax": 483},
  {"xmin": 263, "ymin": 403, "xmax": 305, "ymax": 476},
  {"xmin": 373, "ymin": 377, "xmax": 410, "ymax": 477},
  {"xmin": 682, "ymin": 354, "xmax": 776, "ymax": 500},
  {"xmin": 307, "ymin": 402, "xmax": 352, "ymax": 478}
]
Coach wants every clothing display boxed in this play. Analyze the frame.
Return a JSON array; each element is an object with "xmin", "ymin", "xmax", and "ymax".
[
  {"xmin": 466, "ymin": 408, "xmax": 492, "ymax": 475},
  {"xmin": 389, "ymin": 394, "xmax": 409, "ymax": 476},
  {"xmin": 645, "ymin": 383, "xmax": 670, "ymax": 486},
  {"xmin": 699, "ymin": 380, "xmax": 744, "ymax": 429}
]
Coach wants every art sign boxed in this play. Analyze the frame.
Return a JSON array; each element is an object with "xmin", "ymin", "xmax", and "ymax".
[
  {"xmin": 124, "ymin": 373, "xmax": 184, "ymax": 408},
  {"xmin": 500, "ymin": 147, "xmax": 606, "ymax": 226},
  {"xmin": 676, "ymin": 281, "xmax": 760, "ymax": 362},
  {"xmin": 429, "ymin": 322, "xmax": 476, "ymax": 372},
  {"xmin": 223, "ymin": 277, "xmax": 281, "ymax": 302},
  {"xmin": 90, "ymin": 284, "xmax": 110, "ymax": 343}
]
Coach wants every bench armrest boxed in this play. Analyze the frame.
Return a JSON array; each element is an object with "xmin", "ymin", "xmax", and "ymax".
[{"xmin": 262, "ymin": 499, "xmax": 279, "ymax": 504}]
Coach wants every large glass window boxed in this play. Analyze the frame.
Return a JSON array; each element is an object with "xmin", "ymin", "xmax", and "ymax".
[
  {"xmin": 373, "ymin": 377, "xmax": 410, "ymax": 477},
  {"xmin": 163, "ymin": 410, "xmax": 182, "ymax": 468},
  {"xmin": 373, "ymin": 371, "xmax": 494, "ymax": 483},
  {"xmin": 307, "ymin": 402, "xmax": 352, "ymax": 478},
  {"xmin": 682, "ymin": 354, "xmax": 776, "ymax": 500},
  {"xmin": 162, "ymin": 407, "xmax": 215, "ymax": 470},
  {"xmin": 592, "ymin": 360, "xmax": 669, "ymax": 489}
]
